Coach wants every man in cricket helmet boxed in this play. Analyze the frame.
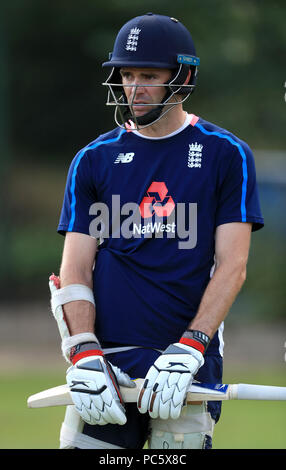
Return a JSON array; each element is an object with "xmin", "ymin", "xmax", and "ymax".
[
  {"xmin": 55, "ymin": 11, "xmax": 263, "ymax": 451},
  {"xmin": 102, "ymin": 13, "xmax": 200, "ymax": 128}
]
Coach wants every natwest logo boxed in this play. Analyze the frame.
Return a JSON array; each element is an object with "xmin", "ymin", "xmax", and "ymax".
[{"xmin": 139, "ymin": 182, "xmax": 175, "ymax": 219}]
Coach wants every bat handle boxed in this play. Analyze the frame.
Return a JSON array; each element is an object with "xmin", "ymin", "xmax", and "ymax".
[
  {"xmin": 236, "ymin": 383, "xmax": 286, "ymax": 401},
  {"xmin": 228, "ymin": 384, "xmax": 238, "ymax": 400}
]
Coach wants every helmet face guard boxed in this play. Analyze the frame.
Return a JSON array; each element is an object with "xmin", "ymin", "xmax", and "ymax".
[
  {"xmin": 102, "ymin": 62, "xmax": 198, "ymax": 129},
  {"xmin": 102, "ymin": 14, "xmax": 200, "ymax": 129}
]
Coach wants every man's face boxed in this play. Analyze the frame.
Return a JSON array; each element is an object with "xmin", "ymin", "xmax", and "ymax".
[{"xmin": 120, "ymin": 67, "xmax": 172, "ymax": 117}]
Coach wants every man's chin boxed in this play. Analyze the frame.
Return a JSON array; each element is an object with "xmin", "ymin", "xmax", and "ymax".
[{"xmin": 131, "ymin": 105, "xmax": 152, "ymax": 117}]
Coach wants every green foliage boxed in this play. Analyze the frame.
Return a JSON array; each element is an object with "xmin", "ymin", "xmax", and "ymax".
[
  {"xmin": 0, "ymin": 1, "xmax": 285, "ymax": 318},
  {"xmin": 0, "ymin": 372, "xmax": 65, "ymax": 449},
  {"xmin": 3, "ymin": 0, "xmax": 286, "ymax": 158}
]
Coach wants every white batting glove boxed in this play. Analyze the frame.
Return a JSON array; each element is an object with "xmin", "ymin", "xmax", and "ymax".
[
  {"xmin": 137, "ymin": 330, "xmax": 210, "ymax": 420},
  {"xmin": 66, "ymin": 341, "xmax": 135, "ymax": 425}
]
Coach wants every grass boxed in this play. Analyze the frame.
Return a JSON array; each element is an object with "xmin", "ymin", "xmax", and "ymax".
[
  {"xmin": 213, "ymin": 367, "xmax": 286, "ymax": 449},
  {"xmin": 1, "ymin": 371, "xmax": 65, "ymax": 449},
  {"xmin": 0, "ymin": 367, "xmax": 285, "ymax": 449}
]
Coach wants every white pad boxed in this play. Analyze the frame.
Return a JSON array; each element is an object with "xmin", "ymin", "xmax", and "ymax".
[
  {"xmin": 60, "ymin": 405, "xmax": 84, "ymax": 449},
  {"xmin": 60, "ymin": 405, "xmax": 124, "ymax": 449},
  {"xmin": 49, "ymin": 279, "xmax": 97, "ymax": 362},
  {"xmin": 149, "ymin": 403, "xmax": 215, "ymax": 449},
  {"xmin": 51, "ymin": 284, "xmax": 95, "ymax": 312}
]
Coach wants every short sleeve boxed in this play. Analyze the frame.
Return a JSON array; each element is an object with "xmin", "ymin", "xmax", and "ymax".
[
  {"xmin": 57, "ymin": 148, "xmax": 97, "ymax": 236},
  {"xmin": 215, "ymin": 141, "xmax": 264, "ymax": 232}
]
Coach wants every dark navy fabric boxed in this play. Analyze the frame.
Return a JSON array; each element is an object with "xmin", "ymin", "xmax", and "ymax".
[{"xmin": 58, "ymin": 115, "xmax": 263, "ymax": 352}]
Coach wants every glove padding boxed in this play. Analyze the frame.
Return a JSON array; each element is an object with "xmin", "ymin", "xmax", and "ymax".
[
  {"xmin": 67, "ymin": 348, "xmax": 135, "ymax": 425},
  {"xmin": 137, "ymin": 343, "xmax": 204, "ymax": 420}
]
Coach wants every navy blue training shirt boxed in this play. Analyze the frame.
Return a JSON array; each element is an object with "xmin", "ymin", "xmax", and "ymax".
[{"xmin": 58, "ymin": 114, "xmax": 264, "ymax": 354}]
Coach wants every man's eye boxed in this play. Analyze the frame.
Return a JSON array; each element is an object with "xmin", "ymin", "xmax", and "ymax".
[
  {"xmin": 121, "ymin": 72, "xmax": 158, "ymax": 82},
  {"xmin": 121, "ymin": 71, "xmax": 132, "ymax": 80},
  {"xmin": 144, "ymin": 75, "xmax": 156, "ymax": 80}
]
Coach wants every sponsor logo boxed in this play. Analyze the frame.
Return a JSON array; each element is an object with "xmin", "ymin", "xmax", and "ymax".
[
  {"xmin": 133, "ymin": 221, "xmax": 176, "ymax": 236},
  {"xmin": 114, "ymin": 152, "xmax": 134, "ymax": 163},
  {"xmin": 139, "ymin": 182, "xmax": 175, "ymax": 218},
  {"xmin": 134, "ymin": 182, "xmax": 176, "ymax": 236},
  {"xmin": 89, "ymin": 181, "xmax": 197, "ymax": 249}
]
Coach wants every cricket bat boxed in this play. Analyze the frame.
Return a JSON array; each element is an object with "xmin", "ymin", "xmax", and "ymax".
[
  {"xmin": 40, "ymin": 277, "xmax": 286, "ymax": 409},
  {"xmin": 27, "ymin": 379, "xmax": 286, "ymax": 408}
]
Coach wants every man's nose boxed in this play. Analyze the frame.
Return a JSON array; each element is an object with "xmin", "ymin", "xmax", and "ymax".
[{"xmin": 130, "ymin": 79, "xmax": 145, "ymax": 96}]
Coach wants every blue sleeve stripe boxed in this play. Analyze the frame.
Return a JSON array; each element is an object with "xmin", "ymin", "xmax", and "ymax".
[
  {"xmin": 68, "ymin": 129, "xmax": 126, "ymax": 232},
  {"xmin": 195, "ymin": 123, "xmax": 248, "ymax": 222}
]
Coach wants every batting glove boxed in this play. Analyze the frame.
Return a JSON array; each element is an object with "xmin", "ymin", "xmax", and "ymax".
[
  {"xmin": 137, "ymin": 330, "xmax": 210, "ymax": 420},
  {"xmin": 66, "ymin": 341, "xmax": 135, "ymax": 425}
]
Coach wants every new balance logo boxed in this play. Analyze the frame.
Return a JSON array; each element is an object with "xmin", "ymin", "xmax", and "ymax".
[{"xmin": 114, "ymin": 152, "xmax": 134, "ymax": 164}]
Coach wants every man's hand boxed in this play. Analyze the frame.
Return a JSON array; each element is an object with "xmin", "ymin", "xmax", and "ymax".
[
  {"xmin": 66, "ymin": 341, "xmax": 135, "ymax": 425},
  {"xmin": 137, "ymin": 330, "xmax": 209, "ymax": 420}
]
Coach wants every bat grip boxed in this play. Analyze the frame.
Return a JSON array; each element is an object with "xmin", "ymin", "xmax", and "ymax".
[{"xmin": 236, "ymin": 383, "xmax": 286, "ymax": 400}]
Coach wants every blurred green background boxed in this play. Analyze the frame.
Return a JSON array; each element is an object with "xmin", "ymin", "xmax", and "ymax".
[{"xmin": 0, "ymin": 0, "xmax": 285, "ymax": 449}]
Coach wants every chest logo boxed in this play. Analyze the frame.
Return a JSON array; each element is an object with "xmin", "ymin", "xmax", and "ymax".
[
  {"xmin": 139, "ymin": 182, "xmax": 175, "ymax": 219},
  {"xmin": 114, "ymin": 152, "xmax": 134, "ymax": 164},
  {"xmin": 188, "ymin": 142, "xmax": 203, "ymax": 168}
]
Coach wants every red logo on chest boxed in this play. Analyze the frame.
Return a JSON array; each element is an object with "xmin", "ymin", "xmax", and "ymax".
[{"xmin": 139, "ymin": 182, "xmax": 175, "ymax": 219}]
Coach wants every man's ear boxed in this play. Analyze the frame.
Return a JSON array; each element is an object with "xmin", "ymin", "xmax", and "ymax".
[{"xmin": 184, "ymin": 69, "xmax": 192, "ymax": 85}]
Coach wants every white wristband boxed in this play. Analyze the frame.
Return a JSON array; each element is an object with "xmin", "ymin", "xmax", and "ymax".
[{"xmin": 62, "ymin": 332, "xmax": 100, "ymax": 363}]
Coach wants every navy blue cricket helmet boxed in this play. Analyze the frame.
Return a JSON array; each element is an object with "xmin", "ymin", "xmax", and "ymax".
[{"xmin": 102, "ymin": 13, "xmax": 200, "ymax": 128}]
